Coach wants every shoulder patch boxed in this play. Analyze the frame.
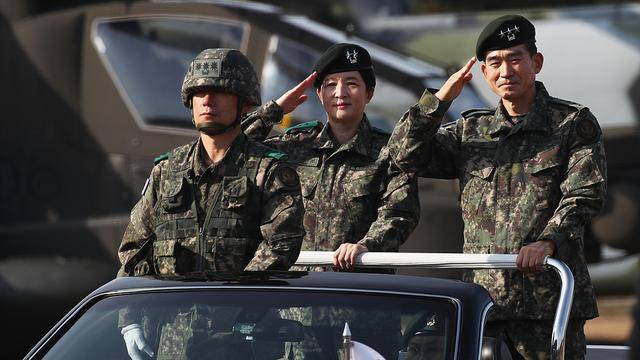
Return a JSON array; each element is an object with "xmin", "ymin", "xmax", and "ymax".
[
  {"xmin": 276, "ymin": 166, "xmax": 299, "ymax": 187},
  {"xmin": 153, "ymin": 151, "xmax": 170, "ymax": 165},
  {"xmin": 461, "ymin": 108, "xmax": 494, "ymax": 119},
  {"xmin": 284, "ymin": 120, "xmax": 322, "ymax": 134},
  {"xmin": 265, "ymin": 150, "xmax": 288, "ymax": 160},
  {"xmin": 576, "ymin": 116, "xmax": 599, "ymax": 142}
]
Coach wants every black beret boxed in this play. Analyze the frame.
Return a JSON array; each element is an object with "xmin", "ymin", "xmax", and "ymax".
[
  {"xmin": 312, "ymin": 43, "xmax": 376, "ymax": 88},
  {"xmin": 476, "ymin": 15, "xmax": 536, "ymax": 61}
]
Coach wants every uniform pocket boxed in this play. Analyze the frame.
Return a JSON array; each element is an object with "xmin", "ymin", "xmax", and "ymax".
[
  {"xmin": 153, "ymin": 239, "xmax": 177, "ymax": 275},
  {"xmin": 524, "ymin": 146, "xmax": 562, "ymax": 175},
  {"xmin": 346, "ymin": 172, "xmax": 384, "ymax": 198},
  {"xmin": 263, "ymin": 195, "xmax": 295, "ymax": 224},
  {"xmin": 222, "ymin": 176, "xmax": 249, "ymax": 210},
  {"xmin": 160, "ymin": 177, "xmax": 191, "ymax": 213},
  {"xmin": 468, "ymin": 166, "xmax": 495, "ymax": 180},
  {"xmin": 524, "ymin": 146, "xmax": 562, "ymax": 191},
  {"xmin": 461, "ymin": 165, "xmax": 494, "ymax": 219}
]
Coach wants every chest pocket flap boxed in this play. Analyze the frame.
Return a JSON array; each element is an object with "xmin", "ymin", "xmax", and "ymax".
[
  {"xmin": 347, "ymin": 171, "xmax": 385, "ymax": 198},
  {"xmin": 525, "ymin": 146, "xmax": 562, "ymax": 174},
  {"xmin": 223, "ymin": 176, "xmax": 249, "ymax": 209},
  {"xmin": 296, "ymin": 161, "xmax": 320, "ymax": 198},
  {"xmin": 462, "ymin": 141, "xmax": 497, "ymax": 180},
  {"xmin": 468, "ymin": 166, "xmax": 495, "ymax": 180},
  {"xmin": 160, "ymin": 177, "xmax": 190, "ymax": 212}
]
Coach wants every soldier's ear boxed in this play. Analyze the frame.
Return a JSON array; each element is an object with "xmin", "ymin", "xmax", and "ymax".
[
  {"xmin": 365, "ymin": 87, "xmax": 374, "ymax": 103},
  {"xmin": 481, "ymin": 62, "xmax": 488, "ymax": 79},
  {"xmin": 533, "ymin": 52, "xmax": 544, "ymax": 74}
]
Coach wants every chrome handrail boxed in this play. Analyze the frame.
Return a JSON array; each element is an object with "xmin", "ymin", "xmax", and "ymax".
[{"xmin": 295, "ymin": 252, "xmax": 574, "ymax": 360}]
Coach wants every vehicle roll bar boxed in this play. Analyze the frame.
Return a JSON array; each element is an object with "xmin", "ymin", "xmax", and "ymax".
[{"xmin": 295, "ymin": 252, "xmax": 574, "ymax": 360}]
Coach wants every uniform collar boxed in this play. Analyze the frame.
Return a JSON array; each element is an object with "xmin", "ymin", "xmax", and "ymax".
[
  {"xmin": 313, "ymin": 114, "xmax": 374, "ymax": 158},
  {"xmin": 487, "ymin": 81, "xmax": 551, "ymax": 137},
  {"xmin": 193, "ymin": 133, "xmax": 248, "ymax": 178}
]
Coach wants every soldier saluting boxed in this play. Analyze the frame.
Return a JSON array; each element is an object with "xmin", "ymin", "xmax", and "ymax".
[
  {"xmin": 387, "ymin": 15, "xmax": 606, "ymax": 359},
  {"xmin": 242, "ymin": 43, "xmax": 420, "ymax": 359},
  {"xmin": 244, "ymin": 43, "xmax": 420, "ymax": 270}
]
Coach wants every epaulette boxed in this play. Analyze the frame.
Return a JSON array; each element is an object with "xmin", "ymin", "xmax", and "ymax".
[
  {"xmin": 461, "ymin": 108, "xmax": 494, "ymax": 118},
  {"xmin": 548, "ymin": 97, "xmax": 586, "ymax": 110},
  {"xmin": 284, "ymin": 120, "xmax": 322, "ymax": 134},
  {"xmin": 153, "ymin": 151, "xmax": 170, "ymax": 165},
  {"xmin": 264, "ymin": 150, "xmax": 288, "ymax": 160}
]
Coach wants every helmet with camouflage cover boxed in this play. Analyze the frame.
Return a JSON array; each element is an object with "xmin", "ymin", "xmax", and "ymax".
[{"xmin": 181, "ymin": 48, "xmax": 261, "ymax": 108}]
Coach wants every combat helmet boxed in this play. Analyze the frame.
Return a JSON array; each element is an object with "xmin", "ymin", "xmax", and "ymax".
[{"xmin": 181, "ymin": 48, "xmax": 261, "ymax": 108}]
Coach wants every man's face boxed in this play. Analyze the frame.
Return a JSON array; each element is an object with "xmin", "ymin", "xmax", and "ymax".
[
  {"xmin": 191, "ymin": 90, "xmax": 239, "ymax": 129},
  {"xmin": 406, "ymin": 334, "xmax": 445, "ymax": 360},
  {"xmin": 316, "ymin": 71, "xmax": 373, "ymax": 125},
  {"xmin": 481, "ymin": 44, "xmax": 543, "ymax": 102}
]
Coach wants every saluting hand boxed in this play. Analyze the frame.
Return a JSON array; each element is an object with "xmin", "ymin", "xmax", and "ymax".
[
  {"xmin": 516, "ymin": 240, "xmax": 556, "ymax": 273},
  {"xmin": 276, "ymin": 72, "xmax": 317, "ymax": 114},
  {"xmin": 435, "ymin": 57, "xmax": 476, "ymax": 102}
]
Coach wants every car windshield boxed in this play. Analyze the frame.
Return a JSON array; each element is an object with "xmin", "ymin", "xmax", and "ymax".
[{"xmin": 41, "ymin": 289, "xmax": 457, "ymax": 360}]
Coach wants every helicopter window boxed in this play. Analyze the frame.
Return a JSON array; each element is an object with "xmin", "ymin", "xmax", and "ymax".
[
  {"xmin": 260, "ymin": 36, "xmax": 325, "ymax": 132},
  {"xmin": 261, "ymin": 36, "xmax": 419, "ymax": 134},
  {"xmin": 40, "ymin": 289, "xmax": 457, "ymax": 360},
  {"xmin": 92, "ymin": 16, "xmax": 245, "ymax": 130}
]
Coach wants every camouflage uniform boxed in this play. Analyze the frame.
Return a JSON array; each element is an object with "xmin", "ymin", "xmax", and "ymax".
[
  {"xmin": 242, "ymin": 104, "xmax": 419, "ymax": 360},
  {"xmin": 117, "ymin": 133, "xmax": 303, "ymax": 277},
  {"xmin": 117, "ymin": 47, "xmax": 304, "ymax": 360},
  {"xmin": 117, "ymin": 134, "xmax": 304, "ymax": 359},
  {"xmin": 388, "ymin": 82, "xmax": 606, "ymax": 358},
  {"xmin": 244, "ymin": 103, "xmax": 419, "ymax": 256}
]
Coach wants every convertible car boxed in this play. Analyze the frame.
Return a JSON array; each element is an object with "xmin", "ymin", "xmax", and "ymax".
[{"xmin": 24, "ymin": 253, "xmax": 628, "ymax": 360}]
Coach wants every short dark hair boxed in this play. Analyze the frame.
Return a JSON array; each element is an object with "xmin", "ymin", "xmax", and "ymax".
[{"xmin": 524, "ymin": 42, "xmax": 538, "ymax": 57}]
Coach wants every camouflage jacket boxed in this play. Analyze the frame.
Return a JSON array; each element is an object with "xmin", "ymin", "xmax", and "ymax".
[
  {"xmin": 117, "ymin": 133, "xmax": 304, "ymax": 276},
  {"xmin": 242, "ymin": 102, "xmax": 420, "ymax": 256},
  {"xmin": 388, "ymin": 82, "xmax": 606, "ymax": 320}
]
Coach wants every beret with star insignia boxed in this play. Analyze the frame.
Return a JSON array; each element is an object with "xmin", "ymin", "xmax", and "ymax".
[
  {"xmin": 476, "ymin": 15, "xmax": 536, "ymax": 61},
  {"xmin": 312, "ymin": 43, "xmax": 375, "ymax": 88}
]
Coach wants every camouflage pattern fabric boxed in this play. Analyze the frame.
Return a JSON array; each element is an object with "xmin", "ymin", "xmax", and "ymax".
[
  {"xmin": 243, "ymin": 102, "xmax": 418, "ymax": 358},
  {"xmin": 117, "ymin": 133, "xmax": 304, "ymax": 358},
  {"xmin": 243, "ymin": 102, "xmax": 420, "ymax": 258},
  {"xmin": 486, "ymin": 319, "xmax": 586, "ymax": 359},
  {"xmin": 118, "ymin": 133, "xmax": 304, "ymax": 276},
  {"xmin": 387, "ymin": 82, "xmax": 605, "ymax": 320},
  {"xmin": 181, "ymin": 48, "xmax": 261, "ymax": 107}
]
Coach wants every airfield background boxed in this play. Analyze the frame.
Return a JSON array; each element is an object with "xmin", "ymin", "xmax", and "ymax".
[{"xmin": 1, "ymin": 0, "xmax": 638, "ymax": 358}]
